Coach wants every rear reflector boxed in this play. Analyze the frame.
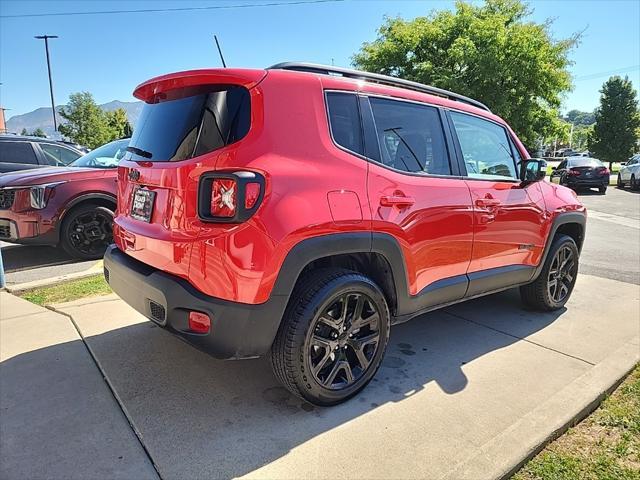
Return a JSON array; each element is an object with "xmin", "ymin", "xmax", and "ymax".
[
  {"xmin": 245, "ymin": 182, "xmax": 261, "ymax": 209},
  {"xmin": 188, "ymin": 311, "xmax": 211, "ymax": 334},
  {"xmin": 210, "ymin": 178, "xmax": 237, "ymax": 217}
]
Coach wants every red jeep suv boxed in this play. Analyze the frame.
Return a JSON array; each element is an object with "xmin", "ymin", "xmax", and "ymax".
[{"xmin": 104, "ymin": 63, "xmax": 586, "ymax": 405}]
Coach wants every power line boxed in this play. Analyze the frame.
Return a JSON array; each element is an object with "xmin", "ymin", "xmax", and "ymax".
[
  {"xmin": 0, "ymin": 0, "xmax": 344, "ymax": 19},
  {"xmin": 575, "ymin": 65, "xmax": 640, "ymax": 82}
]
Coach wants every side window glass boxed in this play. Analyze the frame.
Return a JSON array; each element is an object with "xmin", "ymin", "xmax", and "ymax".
[
  {"xmin": 558, "ymin": 161, "xmax": 567, "ymax": 169},
  {"xmin": 326, "ymin": 92, "xmax": 364, "ymax": 156},
  {"xmin": 40, "ymin": 144, "xmax": 80, "ymax": 166},
  {"xmin": 369, "ymin": 97, "xmax": 451, "ymax": 175},
  {"xmin": 0, "ymin": 142, "xmax": 38, "ymax": 164},
  {"xmin": 451, "ymin": 112, "xmax": 518, "ymax": 180}
]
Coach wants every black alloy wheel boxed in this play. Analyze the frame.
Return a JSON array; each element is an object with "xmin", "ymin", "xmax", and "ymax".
[
  {"xmin": 307, "ymin": 292, "xmax": 381, "ymax": 390},
  {"xmin": 270, "ymin": 269, "xmax": 390, "ymax": 406},
  {"xmin": 547, "ymin": 245, "xmax": 577, "ymax": 304},
  {"xmin": 61, "ymin": 205, "xmax": 114, "ymax": 260}
]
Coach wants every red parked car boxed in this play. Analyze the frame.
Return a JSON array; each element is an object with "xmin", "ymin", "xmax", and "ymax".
[
  {"xmin": 0, "ymin": 138, "xmax": 129, "ymax": 259},
  {"xmin": 104, "ymin": 64, "xmax": 586, "ymax": 405}
]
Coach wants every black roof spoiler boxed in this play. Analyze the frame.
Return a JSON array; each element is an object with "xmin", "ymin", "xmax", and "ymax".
[{"xmin": 267, "ymin": 62, "xmax": 491, "ymax": 113}]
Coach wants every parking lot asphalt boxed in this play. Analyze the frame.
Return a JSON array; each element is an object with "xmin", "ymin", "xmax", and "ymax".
[{"xmin": 577, "ymin": 187, "xmax": 640, "ymax": 285}]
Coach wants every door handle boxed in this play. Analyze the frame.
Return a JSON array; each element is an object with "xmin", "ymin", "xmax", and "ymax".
[
  {"xmin": 380, "ymin": 195, "xmax": 415, "ymax": 207},
  {"xmin": 475, "ymin": 198, "xmax": 501, "ymax": 208}
]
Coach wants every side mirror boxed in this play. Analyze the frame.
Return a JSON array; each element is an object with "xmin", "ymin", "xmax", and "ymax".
[
  {"xmin": 621, "ymin": 162, "xmax": 627, "ymax": 166},
  {"xmin": 520, "ymin": 158, "xmax": 547, "ymax": 184}
]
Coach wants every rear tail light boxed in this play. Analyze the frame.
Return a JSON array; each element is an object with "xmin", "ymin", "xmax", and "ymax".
[
  {"xmin": 188, "ymin": 311, "xmax": 211, "ymax": 334},
  {"xmin": 568, "ymin": 169, "xmax": 581, "ymax": 176},
  {"xmin": 211, "ymin": 178, "xmax": 237, "ymax": 218},
  {"xmin": 597, "ymin": 167, "xmax": 610, "ymax": 175},
  {"xmin": 198, "ymin": 171, "xmax": 265, "ymax": 223}
]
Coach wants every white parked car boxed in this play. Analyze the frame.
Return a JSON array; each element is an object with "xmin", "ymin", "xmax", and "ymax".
[{"xmin": 618, "ymin": 154, "xmax": 640, "ymax": 190}]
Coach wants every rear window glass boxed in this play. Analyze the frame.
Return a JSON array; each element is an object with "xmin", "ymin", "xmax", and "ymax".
[
  {"xmin": 326, "ymin": 92, "xmax": 364, "ymax": 156},
  {"xmin": 567, "ymin": 157, "xmax": 604, "ymax": 167},
  {"xmin": 125, "ymin": 85, "xmax": 250, "ymax": 162},
  {"xmin": 0, "ymin": 142, "xmax": 38, "ymax": 165}
]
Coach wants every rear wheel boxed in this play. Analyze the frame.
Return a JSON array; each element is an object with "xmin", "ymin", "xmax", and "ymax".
[
  {"xmin": 520, "ymin": 235, "xmax": 579, "ymax": 311},
  {"xmin": 60, "ymin": 204, "xmax": 114, "ymax": 260},
  {"xmin": 270, "ymin": 269, "xmax": 390, "ymax": 406},
  {"xmin": 599, "ymin": 185, "xmax": 607, "ymax": 194}
]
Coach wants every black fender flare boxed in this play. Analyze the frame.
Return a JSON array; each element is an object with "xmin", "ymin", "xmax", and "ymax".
[{"xmin": 531, "ymin": 211, "xmax": 586, "ymax": 280}]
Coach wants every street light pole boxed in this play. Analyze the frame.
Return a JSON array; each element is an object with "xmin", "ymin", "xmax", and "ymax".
[{"xmin": 34, "ymin": 35, "xmax": 58, "ymax": 132}]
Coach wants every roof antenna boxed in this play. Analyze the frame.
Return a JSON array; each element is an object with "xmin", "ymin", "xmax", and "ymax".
[{"xmin": 214, "ymin": 35, "xmax": 227, "ymax": 68}]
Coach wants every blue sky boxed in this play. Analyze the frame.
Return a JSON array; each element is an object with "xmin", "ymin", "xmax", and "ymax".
[{"xmin": 1, "ymin": 0, "xmax": 639, "ymax": 119}]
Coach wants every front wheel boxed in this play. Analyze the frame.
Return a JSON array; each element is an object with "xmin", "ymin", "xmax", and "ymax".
[
  {"xmin": 520, "ymin": 235, "xmax": 579, "ymax": 311},
  {"xmin": 631, "ymin": 175, "xmax": 639, "ymax": 191},
  {"xmin": 617, "ymin": 174, "xmax": 624, "ymax": 188},
  {"xmin": 270, "ymin": 269, "xmax": 390, "ymax": 406},
  {"xmin": 60, "ymin": 204, "xmax": 114, "ymax": 260}
]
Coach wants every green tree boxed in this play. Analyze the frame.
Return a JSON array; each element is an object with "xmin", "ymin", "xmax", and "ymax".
[
  {"xmin": 31, "ymin": 128, "xmax": 46, "ymax": 138},
  {"xmin": 589, "ymin": 76, "xmax": 640, "ymax": 169},
  {"xmin": 58, "ymin": 92, "xmax": 113, "ymax": 149},
  {"xmin": 352, "ymin": 0, "xmax": 578, "ymax": 148},
  {"xmin": 105, "ymin": 108, "xmax": 133, "ymax": 139},
  {"xmin": 20, "ymin": 128, "xmax": 28, "ymax": 135},
  {"xmin": 564, "ymin": 109, "xmax": 595, "ymax": 126}
]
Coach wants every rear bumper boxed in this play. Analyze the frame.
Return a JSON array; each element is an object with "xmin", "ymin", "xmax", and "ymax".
[
  {"xmin": 566, "ymin": 177, "xmax": 608, "ymax": 187},
  {"xmin": 103, "ymin": 245, "xmax": 287, "ymax": 359}
]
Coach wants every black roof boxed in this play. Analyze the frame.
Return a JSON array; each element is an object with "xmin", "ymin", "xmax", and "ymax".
[{"xmin": 268, "ymin": 62, "xmax": 491, "ymax": 112}]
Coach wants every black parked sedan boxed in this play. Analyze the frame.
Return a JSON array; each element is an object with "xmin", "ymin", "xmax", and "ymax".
[{"xmin": 550, "ymin": 157, "xmax": 610, "ymax": 194}]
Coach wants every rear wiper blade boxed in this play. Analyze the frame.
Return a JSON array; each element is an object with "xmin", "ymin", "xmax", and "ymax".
[{"xmin": 126, "ymin": 146, "xmax": 153, "ymax": 159}]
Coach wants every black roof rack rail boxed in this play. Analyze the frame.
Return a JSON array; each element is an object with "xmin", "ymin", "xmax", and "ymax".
[{"xmin": 267, "ymin": 62, "xmax": 491, "ymax": 113}]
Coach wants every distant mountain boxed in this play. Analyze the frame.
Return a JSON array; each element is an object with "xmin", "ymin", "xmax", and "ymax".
[{"xmin": 5, "ymin": 101, "xmax": 143, "ymax": 139}]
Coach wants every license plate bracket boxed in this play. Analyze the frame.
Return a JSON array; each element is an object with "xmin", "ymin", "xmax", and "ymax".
[{"xmin": 131, "ymin": 188, "xmax": 156, "ymax": 223}]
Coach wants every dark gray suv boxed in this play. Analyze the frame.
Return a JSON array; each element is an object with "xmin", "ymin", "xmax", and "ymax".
[{"xmin": 0, "ymin": 135, "xmax": 83, "ymax": 173}]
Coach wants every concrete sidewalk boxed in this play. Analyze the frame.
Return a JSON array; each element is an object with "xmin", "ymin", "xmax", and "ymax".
[
  {"xmin": 0, "ymin": 292, "xmax": 158, "ymax": 480},
  {"xmin": 48, "ymin": 274, "xmax": 639, "ymax": 480}
]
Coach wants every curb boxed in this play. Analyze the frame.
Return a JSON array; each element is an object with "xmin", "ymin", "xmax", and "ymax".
[
  {"xmin": 6, "ymin": 263, "xmax": 104, "ymax": 294},
  {"xmin": 441, "ymin": 338, "xmax": 640, "ymax": 480}
]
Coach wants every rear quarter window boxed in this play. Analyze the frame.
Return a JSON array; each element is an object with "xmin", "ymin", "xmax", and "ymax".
[
  {"xmin": 0, "ymin": 142, "xmax": 38, "ymax": 164},
  {"xmin": 125, "ymin": 85, "xmax": 251, "ymax": 162}
]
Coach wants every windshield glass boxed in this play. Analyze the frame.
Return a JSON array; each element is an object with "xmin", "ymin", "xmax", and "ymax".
[
  {"xmin": 123, "ymin": 85, "xmax": 250, "ymax": 162},
  {"xmin": 70, "ymin": 139, "xmax": 129, "ymax": 168},
  {"xmin": 567, "ymin": 157, "xmax": 604, "ymax": 167}
]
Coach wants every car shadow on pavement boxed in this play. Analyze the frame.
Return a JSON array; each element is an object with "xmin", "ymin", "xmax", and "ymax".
[
  {"xmin": 1, "ymin": 289, "xmax": 567, "ymax": 479},
  {"xmin": 0, "ymin": 244, "xmax": 76, "ymax": 272}
]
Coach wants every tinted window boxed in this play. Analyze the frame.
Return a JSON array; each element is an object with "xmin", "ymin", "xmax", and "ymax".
[
  {"xmin": 451, "ymin": 112, "xmax": 518, "ymax": 179},
  {"xmin": 0, "ymin": 142, "xmax": 38, "ymax": 164},
  {"xmin": 70, "ymin": 139, "xmax": 129, "ymax": 169},
  {"xmin": 369, "ymin": 97, "xmax": 450, "ymax": 175},
  {"xmin": 567, "ymin": 157, "xmax": 604, "ymax": 167},
  {"xmin": 40, "ymin": 144, "xmax": 81, "ymax": 166},
  {"xmin": 125, "ymin": 85, "xmax": 250, "ymax": 162},
  {"xmin": 326, "ymin": 92, "xmax": 363, "ymax": 155}
]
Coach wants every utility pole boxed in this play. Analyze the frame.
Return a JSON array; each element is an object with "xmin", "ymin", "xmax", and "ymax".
[
  {"xmin": 213, "ymin": 35, "xmax": 227, "ymax": 68},
  {"xmin": 34, "ymin": 35, "xmax": 58, "ymax": 131}
]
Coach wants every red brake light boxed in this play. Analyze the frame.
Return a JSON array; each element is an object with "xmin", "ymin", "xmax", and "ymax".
[
  {"xmin": 210, "ymin": 178, "xmax": 237, "ymax": 217},
  {"xmin": 568, "ymin": 169, "xmax": 581, "ymax": 176},
  {"xmin": 597, "ymin": 167, "xmax": 609, "ymax": 175},
  {"xmin": 188, "ymin": 311, "xmax": 211, "ymax": 334},
  {"xmin": 245, "ymin": 182, "xmax": 261, "ymax": 209}
]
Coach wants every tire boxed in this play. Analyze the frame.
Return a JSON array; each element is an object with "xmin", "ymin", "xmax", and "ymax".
[
  {"xmin": 631, "ymin": 175, "xmax": 639, "ymax": 191},
  {"xmin": 60, "ymin": 204, "xmax": 114, "ymax": 260},
  {"xmin": 520, "ymin": 234, "xmax": 579, "ymax": 311},
  {"xmin": 599, "ymin": 185, "xmax": 607, "ymax": 194},
  {"xmin": 270, "ymin": 268, "xmax": 390, "ymax": 406},
  {"xmin": 617, "ymin": 174, "xmax": 624, "ymax": 188}
]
